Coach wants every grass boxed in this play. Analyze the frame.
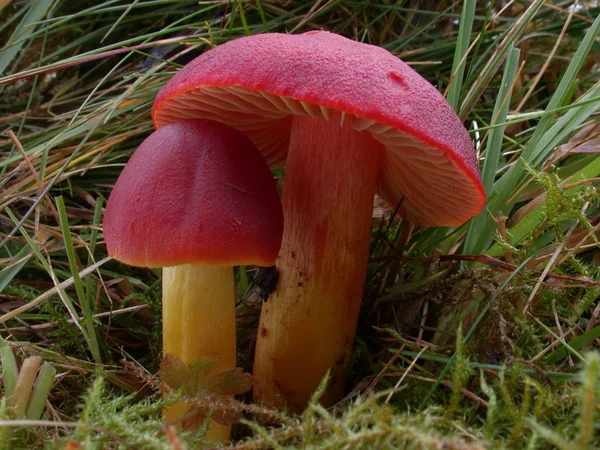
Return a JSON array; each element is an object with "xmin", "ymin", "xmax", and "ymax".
[{"xmin": 0, "ymin": 0, "xmax": 599, "ymax": 448}]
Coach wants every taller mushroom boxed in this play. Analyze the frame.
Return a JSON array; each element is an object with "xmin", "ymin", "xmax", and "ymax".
[{"xmin": 152, "ymin": 31, "xmax": 485, "ymax": 412}]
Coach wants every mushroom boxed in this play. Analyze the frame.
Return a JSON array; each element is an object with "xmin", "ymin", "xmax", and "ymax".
[
  {"xmin": 103, "ymin": 119, "xmax": 283, "ymax": 439},
  {"xmin": 151, "ymin": 31, "xmax": 485, "ymax": 412}
]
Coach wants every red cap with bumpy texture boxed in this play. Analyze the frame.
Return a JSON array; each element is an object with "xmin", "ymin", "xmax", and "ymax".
[
  {"xmin": 152, "ymin": 31, "xmax": 485, "ymax": 227},
  {"xmin": 103, "ymin": 119, "xmax": 283, "ymax": 268}
]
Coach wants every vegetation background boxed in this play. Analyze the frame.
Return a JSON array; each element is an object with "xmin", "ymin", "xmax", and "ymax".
[{"xmin": 0, "ymin": 0, "xmax": 599, "ymax": 448}]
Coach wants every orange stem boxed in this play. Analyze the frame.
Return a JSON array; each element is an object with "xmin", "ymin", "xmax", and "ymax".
[{"xmin": 253, "ymin": 112, "xmax": 382, "ymax": 411}]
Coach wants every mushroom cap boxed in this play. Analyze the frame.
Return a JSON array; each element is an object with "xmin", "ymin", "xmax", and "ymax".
[
  {"xmin": 103, "ymin": 119, "xmax": 283, "ymax": 268},
  {"xmin": 152, "ymin": 31, "xmax": 485, "ymax": 227}
]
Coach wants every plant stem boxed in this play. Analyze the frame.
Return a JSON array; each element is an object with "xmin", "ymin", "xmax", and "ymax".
[
  {"xmin": 0, "ymin": 338, "xmax": 18, "ymax": 398},
  {"xmin": 253, "ymin": 112, "xmax": 382, "ymax": 411},
  {"xmin": 162, "ymin": 264, "xmax": 235, "ymax": 442},
  {"xmin": 8, "ymin": 356, "xmax": 42, "ymax": 419},
  {"xmin": 25, "ymin": 362, "xmax": 57, "ymax": 420}
]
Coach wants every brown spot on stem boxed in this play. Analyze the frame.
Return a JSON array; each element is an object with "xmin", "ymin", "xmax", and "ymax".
[{"xmin": 255, "ymin": 266, "xmax": 279, "ymax": 301}]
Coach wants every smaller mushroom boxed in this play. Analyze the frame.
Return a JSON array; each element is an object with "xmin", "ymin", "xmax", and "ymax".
[{"xmin": 103, "ymin": 119, "xmax": 283, "ymax": 441}]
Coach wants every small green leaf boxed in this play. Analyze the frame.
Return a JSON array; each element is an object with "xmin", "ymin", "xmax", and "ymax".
[
  {"xmin": 186, "ymin": 357, "xmax": 220, "ymax": 397},
  {"xmin": 161, "ymin": 354, "xmax": 189, "ymax": 392},
  {"xmin": 206, "ymin": 368, "xmax": 253, "ymax": 397},
  {"xmin": 162, "ymin": 354, "xmax": 252, "ymax": 431},
  {"xmin": 161, "ymin": 354, "xmax": 252, "ymax": 398}
]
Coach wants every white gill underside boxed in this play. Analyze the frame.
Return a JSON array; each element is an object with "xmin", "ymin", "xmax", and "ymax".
[{"xmin": 155, "ymin": 86, "xmax": 476, "ymax": 226}]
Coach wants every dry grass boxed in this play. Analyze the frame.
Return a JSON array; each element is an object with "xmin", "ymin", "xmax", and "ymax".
[{"xmin": 0, "ymin": 1, "xmax": 599, "ymax": 448}]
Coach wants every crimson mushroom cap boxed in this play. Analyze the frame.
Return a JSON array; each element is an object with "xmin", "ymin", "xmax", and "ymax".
[
  {"xmin": 152, "ymin": 31, "xmax": 485, "ymax": 227},
  {"xmin": 103, "ymin": 119, "xmax": 283, "ymax": 268}
]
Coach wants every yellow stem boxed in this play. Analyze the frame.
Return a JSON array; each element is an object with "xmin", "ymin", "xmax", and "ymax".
[{"xmin": 163, "ymin": 264, "xmax": 235, "ymax": 442}]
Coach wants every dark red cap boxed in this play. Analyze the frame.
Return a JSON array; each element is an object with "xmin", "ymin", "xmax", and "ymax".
[{"xmin": 104, "ymin": 119, "xmax": 283, "ymax": 268}]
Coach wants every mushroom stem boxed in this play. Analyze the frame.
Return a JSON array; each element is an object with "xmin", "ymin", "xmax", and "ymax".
[
  {"xmin": 253, "ymin": 112, "xmax": 383, "ymax": 411},
  {"xmin": 163, "ymin": 263, "xmax": 235, "ymax": 442}
]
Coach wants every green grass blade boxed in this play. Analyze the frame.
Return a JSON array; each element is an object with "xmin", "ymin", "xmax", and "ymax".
[
  {"xmin": 253, "ymin": 0, "xmax": 269, "ymax": 31},
  {"xmin": 487, "ymin": 153, "xmax": 600, "ymax": 256},
  {"xmin": 536, "ymin": 319, "xmax": 585, "ymax": 363},
  {"xmin": 8, "ymin": 356, "xmax": 41, "ymax": 418},
  {"xmin": 0, "ymin": 246, "xmax": 33, "ymax": 293},
  {"xmin": 0, "ymin": 2, "xmax": 599, "ymax": 446},
  {"xmin": 237, "ymin": 0, "xmax": 252, "ymax": 36},
  {"xmin": 473, "ymin": 14, "xmax": 600, "ymax": 254},
  {"xmin": 445, "ymin": 0, "xmax": 476, "ymax": 111},
  {"xmin": 100, "ymin": 0, "xmax": 140, "ymax": 43},
  {"xmin": 385, "ymin": 269, "xmax": 448, "ymax": 294},
  {"xmin": 398, "ymin": 350, "xmax": 577, "ymax": 380},
  {"xmin": 419, "ymin": 251, "xmax": 539, "ymax": 408},
  {"xmin": 463, "ymin": 45, "xmax": 520, "ymax": 255},
  {"xmin": 56, "ymin": 196, "xmax": 102, "ymax": 364},
  {"xmin": 0, "ymin": 0, "xmax": 54, "ymax": 76},
  {"xmin": 4, "ymin": 208, "xmax": 95, "ymax": 359},
  {"xmin": 458, "ymin": 0, "xmax": 544, "ymax": 120},
  {"xmin": 576, "ymin": 353, "xmax": 598, "ymax": 449},
  {"xmin": 0, "ymin": 338, "xmax": 18, "ymax": 398},
  {"xmin": 85, "ymin": 198, "xmax": 104, "ymax": 302},
  {"xmin": 25, "ymin": 362, "xmax": 57, "ymax": 420},
  {"xmin": 529, "ymin": 83, "xmax": 600, "ymax": 169},
  {"xmin": 545, "ymin": 325, "xmax": 600, "ymax": 364}
]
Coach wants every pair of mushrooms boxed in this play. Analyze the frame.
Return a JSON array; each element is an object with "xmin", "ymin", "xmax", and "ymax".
[{"xmin": 104, "ymin": 31, "xmax": 484, "ymax": 441}]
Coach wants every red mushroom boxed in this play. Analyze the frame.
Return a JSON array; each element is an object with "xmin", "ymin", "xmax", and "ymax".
[
  {"xmin": 103, "ymin": 119, "xmax": 283, "ymax": 439},
  {"xmin": 152, "ymin": 32, "xmax": 485, "ymax": 412}
]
